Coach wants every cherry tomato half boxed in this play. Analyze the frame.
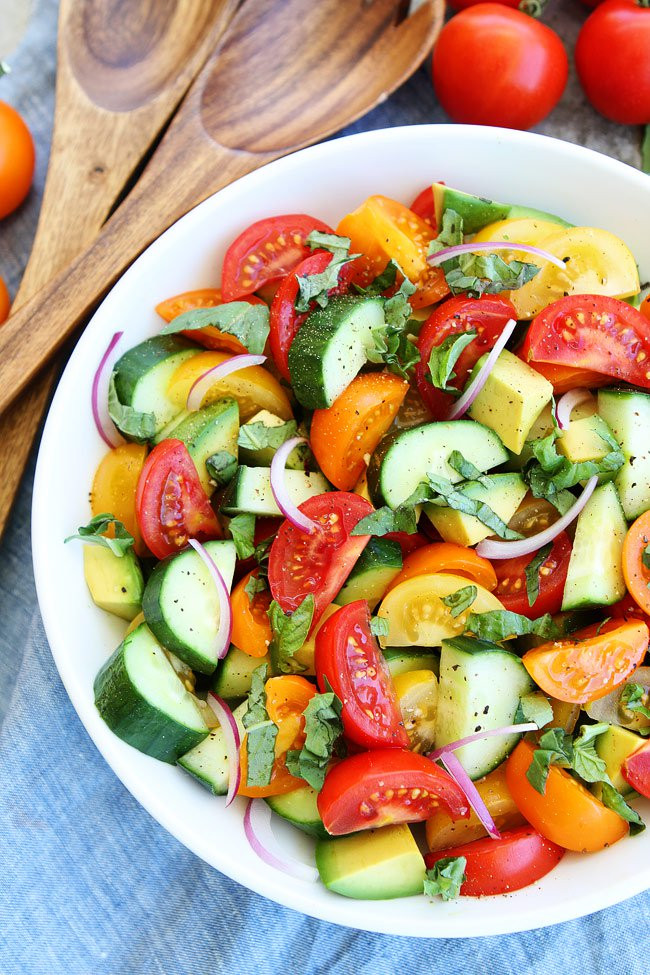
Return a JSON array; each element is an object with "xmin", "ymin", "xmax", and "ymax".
[
  {"xmin": 386, "ymin": 541, "xmax": 497, "ymax": 595},
  {"xmin": 155, "ymin": 288, "xmax": 265, "ymax": 354},
  {"xmin": 432, "ymin": 5, "xmax": 568, "ymax": 131},
  {"xmin": 522, "ymin": 295, "xmax": 650, "ymax": 390},
  {"xmin": 622, "ymin": 740, "xmax": 650, "ymax": 800},
  {"xmin": 408, "ymin": 186, "xmax": 437, "ymax": 228},
  {"xmin": 315, "ymin": 600, "xmax": 409, "ymax": 749},
  {"xmin": 230, "ymin": 570, "xmax": 272, "ymax": 658},
  {"xmin": 135, "ymin": 439, "xmax": 221, "ymax": 560},
  {"xmin": 522, "ymin": 619, "xmax": 649, "ymax": 705},
  {"xmin": 493, "ymin": 532, "xmax": 572, "ymax": 619},
  {"xmin": 425, "ymin": 826, "xmax": 565, "ymax": 897},
  {"xmin": 0, "ymin": 101, "xmax": 35, "ymax": 219},
  {"xmin": 416, "ymin": 295, "xmax": 518, "ymax": 419},
  {"xmin": 317, "ymin": 748, "xmax": 470, "ymax": 835},
  {"xmin": 611, "ymin": 591, "xmax": 650, "ymax": 627},
  {"xmin": 221, "ymin": 214, "xmax": 333, "ymax": 301},
  {"xmin": 622, "ymin": 511, "xmax": 650, "ymax": 618},
  {"xmin": 91, "ymin": 443, "xmax": 148, "ymax": 557}
]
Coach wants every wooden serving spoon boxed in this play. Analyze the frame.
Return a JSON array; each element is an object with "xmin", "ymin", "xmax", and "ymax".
[
  {"xmin": 0, "ymin": 0, "xmax": 444, "ymax": 475},
  {"xmin": 0, "ymin": 0, "xmax": 240, "ymax": 534}
]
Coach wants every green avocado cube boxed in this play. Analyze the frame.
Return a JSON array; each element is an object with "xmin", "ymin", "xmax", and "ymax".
[
  {"xmin": 424, "ymin": 473, "xmax": 527, "ymax": 547},
  {"xmin": 83, "ymin": 545, "xmax": 144, "ymax": 621},
  {"xmin": 593, "ymin": 725, "xmax": 646, "ymax": 798},
  {"xmin": 558, "ymin": 414, "xmax": 618, "ymax": 467},
  {"xmin": 316, "ymin": 824, "xmax": 425, "ymax": 900}
]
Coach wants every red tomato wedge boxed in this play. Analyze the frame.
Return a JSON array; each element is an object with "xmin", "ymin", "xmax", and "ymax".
[
  {"xmin": 221, "ymin": 214, "xmax": 333, "ymax": 300},
  {"xmin": 518, "ymin": 355, "xmax": 611, "ymax": 395},
  {"xmin": 317, "ymin": 748, "xmax": 470, "ymax": 835},
  {"xmin": 155, "ymin": 288, "xmax": 265, "ymax": 354},
  {"xmin": 523, "ymin": 295, "xmax": 650, "ymax": 389},
  {"xmin": 268, "ymin": 492, "xmax": 373, "ymax": 625},
  {"xmin": 315, "ymin": 600, "xmax": 409, "ymax": 749},
  {"xmin": 415, "ymin": 295, "xmax": 518, "ymax": 418},
  {"xmin": 424, "ymin": 826, "xmax": 565, "ymax": 897},
  {"xmin": 135, "ymin": 439, "xmax": 221, "ymax": 560},
  {"xmin": 408, "ymin": 186, "xmax": 437, "ymax": 227},
  {"xmin": 493, "ymin": 532, "xmax": 572, "ymax": 619},
  {"xmin": 622, "ymin": 741, "xmax": 650, "ymax": 799}
]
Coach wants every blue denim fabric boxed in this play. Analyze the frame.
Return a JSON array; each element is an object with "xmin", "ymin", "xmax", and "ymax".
[{"xmin": 1, "ymin": 2, "xmax": 648, "ymax": 973}]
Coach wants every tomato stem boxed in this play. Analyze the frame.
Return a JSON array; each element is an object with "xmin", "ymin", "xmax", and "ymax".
[
  {"xmin": 643, "ymin": 125, "xmax": 650, "ymax": 176},
  {"xmin": 518, "ymin": 0, "xmax": 549, "ymax": 16}
]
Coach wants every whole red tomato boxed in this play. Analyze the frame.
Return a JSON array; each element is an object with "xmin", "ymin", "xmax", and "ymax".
[
  {"xmin": 575, "ymin": 1, "xmax": 650, "ymax": 124},
  {"xmin": 448, "ymin": 0, "xmax": 519, "ymax": 6},
  {"xmin": 0, "ymin": 101, "xmax": 34, "ymax": 219},
  {"xmin": 432, "ymin": 4, "xmax": 568, "ymax": 130},
  {"xmin": 0, "ymin": 276, "xmax": 9, "ymax": 323}
]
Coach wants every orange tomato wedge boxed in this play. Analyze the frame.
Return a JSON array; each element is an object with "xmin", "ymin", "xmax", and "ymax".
[
  {"xmin": 386, "ymin": 542, "xmax": 497, "ymax": 594},
  {"xmin": 622, "ymin": 511, "xmax": 650, "ymax": 616}
]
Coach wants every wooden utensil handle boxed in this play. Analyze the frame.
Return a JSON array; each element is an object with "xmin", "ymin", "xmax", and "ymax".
[{"xmin": 0, "ymin": 138, "xmax": 275, "ymax": 418}]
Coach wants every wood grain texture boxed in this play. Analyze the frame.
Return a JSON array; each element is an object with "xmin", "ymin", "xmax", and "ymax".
[
  {"xmin": 0, "ymin": 0, "xmax": 240, "ymax": 534},
  {"xmin": 0, "ymin": 0, "xmax": 443, "ymax": 427}
]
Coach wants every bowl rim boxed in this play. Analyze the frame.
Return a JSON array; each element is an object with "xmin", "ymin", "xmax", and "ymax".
[{"xmin": 33, "ymin": 123, "xmax": 650, "ymax": 938}]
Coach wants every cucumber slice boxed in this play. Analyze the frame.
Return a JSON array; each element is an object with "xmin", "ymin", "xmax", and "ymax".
[
  {"xmin": 598, "ymin": 387, "xmax": 650, "ymax": 519},
  {"xmin": 169, "ymin": 398, "xmax": 239, "ymax": 495},
  {"xmin": 335, "ymin": 537, "xmax": 402, "ymax": 610},
  {"xmin": 238, "ymin": 410, "xmax": 308, "ymax": 469},
  {"xmin": 142, "ymin": 540, "xmax": 237, "ymax": 674},
  {"xmin": 221, "ymin": 466, "xmax": 329, "ymax": 516},
  {"xmin": 94, "ymin": 623, "xmax": 209, "ymax": 763},
  {"xmin": 288, "ymin": 295, "xmax": 385, "ymax": 409},
  {"xmin": 383, "ymin": 648, "xmax": 440, "ymax": 678},
  {"xmin": 561, "ymin": 481, "xmax": 627, "ymax": 611},
  {"xmin": 434, "ymin": 636, "xmax": 533, "ymax": 779},
  {"xmin": 369, "ymin": 421, "xmax": 508, "ymax": 509},
  {"xmin": 266, "ymin": 785, "xmax": 327, "ymax": 838},
  {"xmin": 212, "ymin": 646, "xmax": 271, "ymax": 699},
  {"xmin": 178, "ymin": 701, "xmax": 247, "ymax": 795},
  {"xmin": 112, "ymin": 336, "xmax": 198, "ymax": 438}
]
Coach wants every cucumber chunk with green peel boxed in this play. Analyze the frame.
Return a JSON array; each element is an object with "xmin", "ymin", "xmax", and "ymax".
[
  {"xmin": 598, "ymin": 387, "xmax": 650, "ymax": 520},
  {"xmin": 335, "ymin": 537, "xmax": 402, "ymax": 610},
  {"xmin": 142, "ymin": 540, "xmax": 237, "ymax": 674},
  {"xmin": 561, "ymin": 481, "xmax": 627, "ymax": 611},
  {"xmin": 288, "ymin": 295, "xmax": 385, "ymax": 409},
  {"xmin": 425, "ymin": 473, "xmax": 527, "ymax": 547},
  {"xmin": 432, "ymin": 183, "xmax": 570, "ymax": 235},
  {"xmin": 168, "ymin": 398, "xmax": 239, "ymax": 495},
  {"xmin": 434, "ymin": 636, "xmax": 533, "ymax": 780},
  {"xmin": 83, "ymin": 545, "xmax": 144, "ymax": 621},
  {"xmin": 93, "ymin": 623, "xmax": 209, "ymax": 763},
  {"xmin": 369, "ymin": 420, "xmax": 508, "ymax": 509},
  {"xmin": 112, "ymin": 336, "xmax": 198, "ymax": 439},
  {"xmin": 220, "ymin": 466, "xmax": 329, "ymax": 517},
  {"xmin": 316, "ymin": 824, "xmax": 426, "ymax": 899},
  {"xmin": 383, "ymin": 647, "xmax": 440, "ymax": 678},
  {"xmin": 212, "ymin": 646, "xmax": 271, "ymax": 699},
  {"xmin": 178, "ymin": 701, "xmax": 247, "ymax": 795},
  {"xmin": 266, "ymin": 785, "xmax": 327, "ymax": 839}
]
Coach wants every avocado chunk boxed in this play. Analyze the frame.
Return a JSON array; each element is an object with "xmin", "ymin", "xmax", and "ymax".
[
  {"xmin": 83, "ymin": 545, "xmax": 144, "ymax": 621},
  {"xmin": 238, "ymin": 410, "xmax": 307, "ymax": 469},
  {"xmin": 335, "ymin": 537, "xmax": 403, "ymax": 610},
  {"xmin": 468, "ymin": 349, "xmax": 554, "ymax": 455},
  {"xmin": 593, "ymin": 725, "xmax": 646, "ymax": 798},
  {"xmin": 170, "ymin": 398, "xmax": 239, "ymax": 495},
  {"xmin": 383, "ymin": 648, "xmax": 440, "ymax": 679},
  {"xmin": 424, "ymin": 473, "xmax": 527, "ymax": 547},
  {"xmin": 558, "ymin": 414, "xmax": 619, "ymax": 472},
  {"xmin": 432, "ymin": 183, "xmax": 570, "ymax": 235},
  {"xmin": 316, "ymin": 824, "xmax": 425, "ymax": 899}
]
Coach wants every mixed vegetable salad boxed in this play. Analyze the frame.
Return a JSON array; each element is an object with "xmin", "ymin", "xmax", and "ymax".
[{"xmin": 69, "ymin": 181, "xmax": 650, "ymax": 902}]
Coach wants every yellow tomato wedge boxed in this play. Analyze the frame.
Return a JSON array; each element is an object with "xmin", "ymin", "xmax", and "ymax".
[
  {"xmin": 393, "ymin": 669, "xmax": 438, "ymax": 753},
  {"xmin": 91, "ymin": 443, "xmax": 148, "ymax": 556},
  {"xmin": 166, "ymin": 350, "xmax": 293, "ymax": 420},
  {"xmin": 376, "ymin": 572, "xmax": 505, "ymax": 647},
  {"xmin": 473, "ymin": 216, "xmax": 565, "ymax": 246}
]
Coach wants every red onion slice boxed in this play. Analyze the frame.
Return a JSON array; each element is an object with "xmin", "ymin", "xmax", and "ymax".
[
  {"xmin": 428, "ymin": 723, "xmax": 538, "ymax": 761},
  {"xmin": 555, "ymin": 388, "xmax": 592, "ymax": 431},
  {"xmin": 427, "ymin": 240, "xmax": 566, "ymax": 271},
  {"xmin": 206, "ymin": 692, "xmax": 241, "ymax": 805},
  {"xmin": 188, "ymin": 539, "xmax": 233, "ymax": 659},
  {"xmin": 447, "ymin": 318, "xmax": 517, "ymax": 420},
  {"xmin": 270, "ymin": 437, "xmax": 318, "ymax": 534},
  {"xmin": 186, "ymin": 353, "xmax": 266, "ymax": 411},
  {"xmin": 440, "ymin": 752, "xmax": 501, "ymax": 841},
  {"xmin": 476, "ymin": 475, "xmax": 598, "ymax": 560},
  {"xmin": 243, "ymin": 799, "xmax": 319, "ymax": 882},
  {"xmin": 92, "ymin": 331, "xmax": 125, "ymax": 448}
]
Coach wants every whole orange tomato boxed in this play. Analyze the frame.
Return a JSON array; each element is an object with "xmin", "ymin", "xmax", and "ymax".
[
  {"xmin": 0, "ymin": 101, "xmax": 35, "ymax": 219},
  {"xmin": 0, "ymin": 276, "xmax": 9, "ymax": 322}
]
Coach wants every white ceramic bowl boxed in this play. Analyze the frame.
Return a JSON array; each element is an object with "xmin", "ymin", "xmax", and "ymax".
[{"xmin": 33, "ymin": 125, "xmax": 650, "ymax": 937}]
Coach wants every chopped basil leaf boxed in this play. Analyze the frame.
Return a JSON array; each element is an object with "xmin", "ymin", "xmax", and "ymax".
[
  {"xmin": 243, "ymin": 664, "xmax": 270, "ymax": 728},
  {"xmin": 448, "ymin": 450, "xmax": 490, "ymax": 486},
  {"xmin": 642, "ymin": 544, "xmax": 650, "ymax": 572},
  {"xmin": 108, "ymin": 374, "xmax": 156, "ymax": 443},
  {"xmin": 350, "ymin": 504, "xmax": 418, "ymax": 538},
  {"xmin": 423, "ymin": 856, "xmax": 467, "ymax": 901},
  {"xmin": 514, "ymin": 692, "xmax": 554, "ymax": 730},
  {"xmin": 524, "ymin": 427, "xmax": 624, "ymax": 503},
  {"xmin": 160, "ymin": 301, "xmax": 270, "ymax": 355},
  {"xmin": 238, "ymin": 418, "xmax": 298, "ymax": 452},
  {"xmin": 369, "ymin": 616, "xmax": 390, "ymax": 638},
  {"xmin": 228, "ymin": 513, "xmax": 256, "ymax": 560},
  {"xmin": 620, "ymin": 683, "xmax": 650, "ymax": 720},
  {"xmin": 355, "ymin": 259, "xmax": 400, "ymax": 296},
  {"xmin": 295, "ymin": 258, "xmax": 353, "ymax": 313},
  {"xmin": 254, "ymin": 534, "xmax": 275, "ymax": 584},
  {"xmin": 524, "ymin": 542, "xmax": 554, "ymax": 608},
  {"xmin": 571, "ymin": 723, "xmax": 611, "ymax": 784},
  {"xmin": 268, "ymin": 595, "xmax": 314, "ymax": 674},
  {"xmin": 426, "ymin": 331, "xmax": 477, "ymax": 393},
  {"xmin": 306, "ymin": 230, "xmax": 352, "ymax": 262},
  {"xmin": 285, "ymin": 690, "xmax": 343, "ymax": 790},
  {"xmin": 206, "ymin": 451, "xmax": 238, "ymax": 487},
  {"xmin": 422, "ymin": 473, "xmax": 523, "ymax": 541},
  {"xmin": 244, "ymin": 573, "xmax": 268, "ymax": 601},
  {"xmin": 445, "ymin": 252, "xmax": 540, "ymax": 299},
  {"xmin": 428, "ymin": 209, "xmax": 463, "ymax": 254},
  {"xmin": 243, "ymin": 664, "xmax": 277, "ymax": 787},
  {"xmin": 600, "ymin": 782, "xmax": 646, "ymax": 835},
  {"xmin": 441, "ymin": 585, "xmax": 477, "ymax": 618},
  {"xmin": 65, "ymin": 513, "xmax": 135, "ymax": 558},
  {"xmin": 595, "ymin": 616, "xmax": 612, "ymax": 636},
  {"xmin": 367, "ymin": 322, "xmax": 420, "ymax": 380},
  {"xmin": 526, "ymin": 723, "xmax": 611, "ymax": 795},
  {"xmin": 465, "ymin": 610, "xmax": 560, "ymax": 643}
]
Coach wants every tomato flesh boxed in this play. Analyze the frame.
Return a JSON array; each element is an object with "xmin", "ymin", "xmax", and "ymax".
[
  {"xmin": 221, "ymin": 214, "xmax": 333, "ymax": 301},
  {"xmin": 622, "ymin": 741, "xmax": 650, "ymax": 800},
  {"xmin": 315, "ymin": 600, "xmax": 409, "ymax": 749},
  {"xmin": 493, "ymin": 532, "xmax": 571, "ymax": 619},
  {"xmin": 425, "ymin": 826, "xmax": 565, "ymax": 897},
  {"xmin": 317, "ymin": 748, "xmax": 470, "ymax": 835},
  {"xmin": 387, "ymin": 541, "xmax": 497, "ymax": 594},
  {"xmin": 0, "ymin": 276, "xmax": 9, "ymax": 323},
  {"xmin": 416, "ymin": 295, "xmax": 518, "ymax": 418},
  {"xmin": 524, "ymin": 295, "xmax": 650, "ymax": 389},
  {"xmin": 408, "ymin": 186, "xmax": 437, "ymax": 227},
  {"xmin": 135, "ymin": 439, "xmax": 221, "ymax": 560},
  {"xmin": 622, "ymin": 511, "xmax": 650, "ymax": 617},
  {"xmin": 230, "ymin": 570, "xmax": 272, "ymax": 658}
]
